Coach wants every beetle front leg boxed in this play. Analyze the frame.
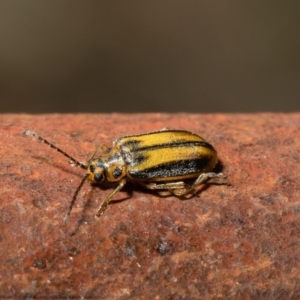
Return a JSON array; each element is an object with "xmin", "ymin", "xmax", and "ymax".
[
  {"xmin": 96, "ymin": 178, "xmax": 127, "ymax": 217},
  {"xmin": 87, "ymin": 144, "xmax": 109, "ymax": 164},
  {"xmin": 171, "ymin": 172, "xmax": 225, "ymax": 196}
]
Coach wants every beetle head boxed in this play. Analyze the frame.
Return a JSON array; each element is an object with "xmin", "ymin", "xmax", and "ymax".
[{"xmin": 87, "ymin": 159, "xmax": 105, "ymax": 184}]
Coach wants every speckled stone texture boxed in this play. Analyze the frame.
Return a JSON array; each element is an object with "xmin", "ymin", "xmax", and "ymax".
[{"xmin": 0, "ymin": 113, "xmax": 299, "ymax": 299}]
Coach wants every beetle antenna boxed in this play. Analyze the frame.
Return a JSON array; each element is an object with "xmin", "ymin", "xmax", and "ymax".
[
  {"xmin": 23, "ymin": 130, "xmax": 87, "ymax": 169},
  {"xmin": 64, "ymin": 174, "xmax": 89, "ymax": 222}
]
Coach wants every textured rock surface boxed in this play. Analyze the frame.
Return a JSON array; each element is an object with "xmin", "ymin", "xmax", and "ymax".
[{"xmin": 0, "ymin": 113, "xmax": 299, "ymax": 299}]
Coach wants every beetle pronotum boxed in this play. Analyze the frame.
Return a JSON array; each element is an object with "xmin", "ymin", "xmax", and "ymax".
[{"xmin": 23, "ymin": 129, "xmax": 225, "ymax": 221}]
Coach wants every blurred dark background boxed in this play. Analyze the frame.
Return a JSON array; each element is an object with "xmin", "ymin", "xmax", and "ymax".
[{"xmin": 0, "ymin": 1, "xmax": 299, "ymax": 113}]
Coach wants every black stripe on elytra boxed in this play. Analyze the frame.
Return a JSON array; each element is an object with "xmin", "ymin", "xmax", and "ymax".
[
  {"xmin": 128, "ymin": 158, "xmax": 212, "ymax": 179},
  {"xmin": 120, "ymin": 139, "xmax": 141, "ymax": 150},
  {"xmin": 131, "ymin": 141, "xmax": 214, "ymax": 152},
  {"xmin": 120, "ymin": 149, "xmax": 147, "ymax": 166}
]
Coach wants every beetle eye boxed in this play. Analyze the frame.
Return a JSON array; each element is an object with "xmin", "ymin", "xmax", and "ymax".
[{"xmin": 94, "ymin": 173, "xmax": 103, "ymax": 182}]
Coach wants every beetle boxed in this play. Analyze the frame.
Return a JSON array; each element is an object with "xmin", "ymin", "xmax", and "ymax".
[{"xmin": 23, "ymin": 129, "xmax": 224, "ymax": 221}]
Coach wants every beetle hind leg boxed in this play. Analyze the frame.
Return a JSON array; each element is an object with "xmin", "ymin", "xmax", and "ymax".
[
  {"xmin": 138, "ymin": 181, "xmax": 188, "ymax": 191},
  {"xmin": 139, "ymin": 172, "xmax": 225, "ymax": 197},
  {"xmin": 138, "ymin": 181, "xmax": 192, "ymax": 197},
  {"xmin": 171, "ymin": 172, "xmax": 225, "ymax": 196}
]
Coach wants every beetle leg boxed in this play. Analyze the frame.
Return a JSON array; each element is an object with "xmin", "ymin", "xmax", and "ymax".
[
  {"xmin": 95, "ymin": 178, "xmax": 127, "ymax": 217},
  {"xmin": 138, "ymin": 181, "xmax": 188, "ymax": 190},
  {"xmin": 171, "ymin": 172, "xmax": 225, "ymax": 196}
]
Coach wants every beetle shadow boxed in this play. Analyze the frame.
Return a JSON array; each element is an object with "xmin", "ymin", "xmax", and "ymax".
[
  {"xmin": 31, "ymin": 156, "xmax": 85, "ymax": 178},
  {"xmin": 213, "ymin": 159, "xmax": 226, "ymax": 174},
  {"xmin": 32, "ymin": 155, "xmax": 229, "ymax": 234},
  {"xmin": 89, "ymin": 182, "xmax": 134, "ymax": 206},
  {"xmin": 66, "ymin": 182, "xmax": 134, "ymax": 235},
  {"xmin": 131, "ymin": 181, "xmax": 227, "ymax": 200}
]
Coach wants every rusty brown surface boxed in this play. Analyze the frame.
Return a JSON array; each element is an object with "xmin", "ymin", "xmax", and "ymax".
[{"xmin": 0, "ymin": 113, "xmax": 299, "ymax": 299}]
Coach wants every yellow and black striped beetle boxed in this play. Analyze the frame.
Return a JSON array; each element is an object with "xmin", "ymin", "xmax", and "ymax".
[{"xmin": 23, "ymin": 129, "xmax": 224, "ymax": 221}]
